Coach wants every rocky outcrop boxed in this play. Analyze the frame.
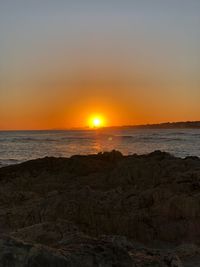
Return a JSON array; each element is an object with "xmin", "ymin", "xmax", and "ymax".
[
  {"xmin": 0, "ymin": 150, "xmax": 200, "ymax": 266},
  {"xmin": 0, "ymin": 234, "xmax": 135, "ymax": 267},
  {"xmin": 0, "ymin": 233, "xmax": 185, "ymax": 267}
]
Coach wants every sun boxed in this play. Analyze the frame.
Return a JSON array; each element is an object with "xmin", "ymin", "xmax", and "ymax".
[
  {"xmin": 93, "ymin": 118, "xmax": 101, "ymax": 127},
  {"xmin": 88, "ymin": 115, "xmax": 105, "ymax": 128}
]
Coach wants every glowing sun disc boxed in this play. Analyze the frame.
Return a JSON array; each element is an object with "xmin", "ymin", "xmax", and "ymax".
[
  {"xmin": 88, "ymin": 115, "xmax": 104, "ymax": 128},
  {"xmin": 93, "ymin": 118, "xmax": 101, "ymax": 127}
]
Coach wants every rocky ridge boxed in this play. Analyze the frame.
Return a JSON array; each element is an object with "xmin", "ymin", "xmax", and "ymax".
[{"xmin": 0, "ymin": 150, "xmax": 200, "ymax": 266}]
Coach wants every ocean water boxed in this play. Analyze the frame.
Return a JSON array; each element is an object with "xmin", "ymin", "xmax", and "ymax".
[{"xmin": 0, "ymin": 128, "xmax": 200, "ymax": 167}]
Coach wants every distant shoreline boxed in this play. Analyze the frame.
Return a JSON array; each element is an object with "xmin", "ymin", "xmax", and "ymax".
[
  {"xmin": 105, "ymin": 121, "xmax": 200, "ymax": 130},
  {"xmin": 1, "ymin": 120, "xmax": 200, "ymax": 131}
]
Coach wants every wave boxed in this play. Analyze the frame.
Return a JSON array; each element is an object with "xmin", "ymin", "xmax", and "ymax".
[
  {"xmin": 61, "ymin": 134, "xmax": 130, "ymax": 140},
  {"xmin": 163, "ymin": 132, "xmax": 187, "ymax": 136},
  {"xmin": 9, "ymin": 137, "xmax": 58, "ymax": 142},
  {"xmin": 115, "ymin": 135, "xmax": 133, "ymax": 139},
  {"xmin": 0, "ymin": 135, "xmax": 190, "ymax": 144},
  {"xmin": 191, "ymin": 133, "xmax": 200, "ymax": 137},
  {"xmin": 61, "ymin": 136, "xmax": 94, "ymax": 141},
  {"xmin": 133, "ymin": 136, "xmax": 186, "ymax": 142}
]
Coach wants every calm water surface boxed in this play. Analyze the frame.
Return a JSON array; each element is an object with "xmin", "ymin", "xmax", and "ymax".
[{"xmin": 0, "ymin": 129, "xmax": 200, "ymax": 167}]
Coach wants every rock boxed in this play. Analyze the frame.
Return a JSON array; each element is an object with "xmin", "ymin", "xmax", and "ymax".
[
  {"xmin": 163, "ymin": 254, "xmax": 183, "ymax": 267},
  {"xmin": 0, "ymin": 235, "xmax": 68, "ymax": 267},
  {"xmin": 175, "ymin": 243, "xmax": 200, "ymax": 258},
  {"xmin": 11, "ymin": 220, "xmax": 79, "ymax": 246},
  {"xmin": 0, "ymin": 235, "xmax": 134, "ymax": 267},
  {"xmin": 98, "ymin": 150, "xmax": 123, "ymax": 162},
  {"xmin": 0, "ymin": 151, "xmax": 200, "ymax": 265}
]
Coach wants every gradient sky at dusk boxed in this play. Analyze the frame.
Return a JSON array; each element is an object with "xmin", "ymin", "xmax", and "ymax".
[{"xmin": 0, "ymin": 1, "xmax": 200, "ymax": 130}]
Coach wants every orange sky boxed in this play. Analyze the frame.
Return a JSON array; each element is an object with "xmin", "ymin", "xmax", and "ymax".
[{"xmin": 0, "ymin": 1, "xmax": 200, "ymax": 130}]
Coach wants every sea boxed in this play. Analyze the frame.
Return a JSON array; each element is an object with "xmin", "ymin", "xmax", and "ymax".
[{"xmin": 0, "ymin": 128, "xmax": 200, "ymax": 167}]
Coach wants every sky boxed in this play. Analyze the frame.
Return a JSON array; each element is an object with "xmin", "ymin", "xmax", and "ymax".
[{"xmin": 0, "ymin": 0, "xmax": 200, "ymax": 130}]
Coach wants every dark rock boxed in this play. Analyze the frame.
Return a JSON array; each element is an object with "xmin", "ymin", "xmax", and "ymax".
[
  {"xmin": 0, "ymin": 151, "xmax": 200, "ymax": 266},
  {"xmin": 0, "ymin": 235, "xmax": 134, "ymax": 267}
]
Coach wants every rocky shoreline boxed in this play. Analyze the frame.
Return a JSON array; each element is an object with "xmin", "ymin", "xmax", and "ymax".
[{"xmin": 0, "ymin": 150, "xmax": 200, "ymax": 266}]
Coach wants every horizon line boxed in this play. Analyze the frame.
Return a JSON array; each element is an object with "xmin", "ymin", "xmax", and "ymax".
[{"xmin": 0, "ymin": 120, "xmax": 200, "ymax": 131}]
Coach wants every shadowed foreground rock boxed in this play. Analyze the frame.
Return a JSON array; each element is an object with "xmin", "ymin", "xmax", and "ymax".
[
  {"xmin": 0, "ymin": 150, "xmax": 200, "ymax": 266},
  {"xmin": 0, "ymin": 234, "xmax": 133, "ymax": 267}
]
